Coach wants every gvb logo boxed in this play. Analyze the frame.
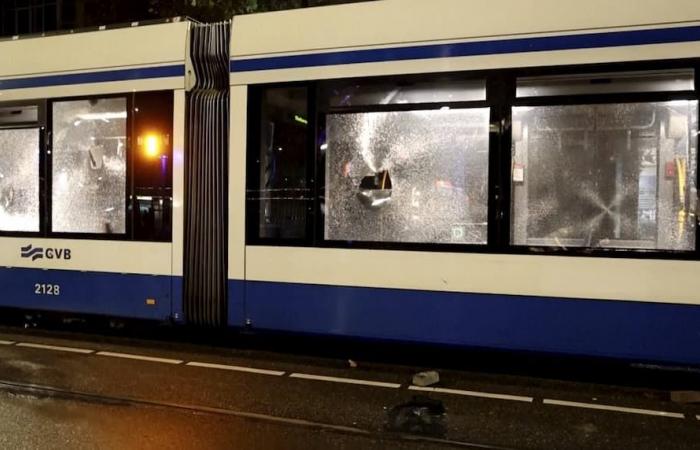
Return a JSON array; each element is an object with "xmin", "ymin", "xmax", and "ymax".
[
  {"xmin": 21, "ymin": 245, "xmax": 71, "ymax": 261},
  {"xmin": 21, "ymin": 245, "xmax": 44, "ymax": 261}
]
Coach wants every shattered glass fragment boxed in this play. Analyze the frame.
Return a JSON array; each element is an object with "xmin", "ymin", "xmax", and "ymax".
[{"xmin": 0, "ymin": 128, "xmax": 40, "ymax": 232}]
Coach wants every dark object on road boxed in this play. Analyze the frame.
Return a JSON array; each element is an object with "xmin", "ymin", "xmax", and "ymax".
[{"xmin": 385, "ymin": 395, "xmax": 447, "ymax": 438}]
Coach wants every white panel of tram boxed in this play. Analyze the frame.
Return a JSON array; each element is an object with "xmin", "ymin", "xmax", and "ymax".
[
  {"xmin": 245, "ymin": 246, "xmax": 700, "ymax": 306},
  {"xmin": 0, "ymin": 238, "xmax": 172, "ymax": 276},
  {"xmin": 230, "ymin": 0, "xmax": 700, "ymax": 59}
]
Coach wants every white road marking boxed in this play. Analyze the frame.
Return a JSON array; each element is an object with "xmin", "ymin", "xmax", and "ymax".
[
  {"xmin": 16, "ymin": 342, "xmax": 94, "ymax": 354},
  {"xmin": 409, "ymin": 385, "xmax": 534, "ymax": 402},
  {"xmin": 543, "ymin": 399, "xmax": 685, "ymax": 418},
  {"xmin": 289, "ymin": 373, "xmax": 401, "ymax": 389},
  {"xmin": 186, "ymin": 361, "xmax": 285, "ymax": 376},
  {"xmin": 95, "ymin": 351, "xmax": 183, "ymax": 365},
  {"xmin": 0, "ymin": 340, "xmax": 15, "ymax": 345}
]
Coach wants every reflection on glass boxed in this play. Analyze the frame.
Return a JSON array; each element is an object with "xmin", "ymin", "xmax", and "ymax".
[
  {"xmin": 325, "ymin": 108, "xmax": 490, "ymax": 244},
  {"xmin": 52, "ymin": 98, "xmax": 127, "ymax": 234},
  {"xmin": 252, "ymin": 87, "xmax": 310, "ymax": 240},
  {"xmin": 0, "ymin": 128, "xmax": 40, "ymax": 232},
  {"xmin": 517, "ymin": 69, "xmax": 695, "ymax": 97},
  {"xmin": 132, "ymin": 91, "xmax": 174, "ymax": 242},
  {"xmin": 511, "ymin": 101, "xmax": 698, "ymax": 250}
]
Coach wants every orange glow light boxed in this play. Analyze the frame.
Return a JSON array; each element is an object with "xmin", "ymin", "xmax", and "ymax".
[{"xmin": 144, "ymin": 134, "xmax": 161, "ymax": 158}]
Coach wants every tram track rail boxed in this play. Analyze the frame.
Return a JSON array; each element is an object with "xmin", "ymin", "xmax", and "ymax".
[{"xmin": 0, "ymin": 378, "xmax": 517, "ymax": 450}]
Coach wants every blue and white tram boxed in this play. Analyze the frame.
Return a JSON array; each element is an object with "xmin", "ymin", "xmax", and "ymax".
[
  {"xmin": 0, "ymin": 19, "xmax": 190, "ymax": 321},
  {"xmin": 228, "ymin": 0, "xmax": 700, "ymax": 365},
  {"xmin": 1, "ymin": 0, "xmax": 700, "ymax": 365}
]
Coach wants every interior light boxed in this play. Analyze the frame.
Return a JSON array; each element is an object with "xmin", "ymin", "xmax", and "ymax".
[{"xmin": 294, "ymin": 115, "xmax": 308, "ymax": 125}]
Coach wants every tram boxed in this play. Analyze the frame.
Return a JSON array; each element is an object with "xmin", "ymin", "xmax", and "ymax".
[{"xmin": 1, "ymin": 0, "xmax": 699, "ymax": 365}]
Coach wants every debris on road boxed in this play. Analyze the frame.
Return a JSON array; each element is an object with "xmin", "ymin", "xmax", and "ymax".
[{"xmin": 412, "ymin": 370, "xmax": 440, "ymax": 387}]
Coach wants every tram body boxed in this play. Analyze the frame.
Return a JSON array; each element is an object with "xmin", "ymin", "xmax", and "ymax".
[
  {"xmin": 1, "ymin": 0, "xmax": 700, "ymax": 364},
  {"xmin": 0, "ymin": 20, "xmax": 188, "ymax": 321},
  {"xmin": 229, "ymin": 0, "xmax": 700, "ymax": 364}
]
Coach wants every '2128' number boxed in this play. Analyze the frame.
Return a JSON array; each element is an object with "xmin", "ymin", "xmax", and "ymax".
[{"xmin": 34, "ymin": 284, "xmax": 60, "ymax": 296}]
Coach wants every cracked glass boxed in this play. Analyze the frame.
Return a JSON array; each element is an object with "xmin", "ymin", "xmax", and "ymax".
[
  {"xmin": 0, "ymin": 128, "xmax": 40, "ymax": 232},
  {"xmin": 52, "ymin": 98, "xmax": 127, "ymax": 234},
  {"xmin": 511, "ymin": 101, "xmax": 698, "ymax": 250},
  {"xmin": 324, "ymin": 108, "xmax": 490, "ymax": 244}
]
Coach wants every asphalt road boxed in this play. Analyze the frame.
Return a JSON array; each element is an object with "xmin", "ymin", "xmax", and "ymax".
[{"xmin": 0, "ymin": 327, "xmax": 698, "ymax": 449}]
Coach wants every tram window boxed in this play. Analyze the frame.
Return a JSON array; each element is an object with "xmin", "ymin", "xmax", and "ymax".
[
  {"xmin": 52, "ymin": 97, "xmax": 127, "ymax": 234},
  {"xmin": 511, "ymin": 101, "xmax": 698, "ymax": 251},
  {"xmin": 249, "ymin": 87, "xmax": 310, "ymax": 240},
  {"xmin": 324, "ymin": 108, "xmax": 490, "ymax": 244},
  {"xmin": 324, "ymin": 78, "xmax": 486, "ymax": 107},
  {"xmin": 132, "ymin": 91, "xmax": 173, "ymax": 241},
  {"xmin": 516, "ymin": 69, "xmax": 694, "ymax": 98},
  {"xmin": 0, "ymin": 128, "xmax": 40, "ymax": 232}
]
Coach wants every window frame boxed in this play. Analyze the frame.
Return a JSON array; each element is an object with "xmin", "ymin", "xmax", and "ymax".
[
  {"xmin": 316, "ymin": 76, "xmax": 497, "ymax": 252},
  {"xmin": 247, "ymin": 71, "xmax": 505, "ymax": 253},
  {"xmin": 245, "ymin": 81, "xmax": 316, "ymax": 247},
  {"xmin": 504, "ymin": 61, "xmax": 700, "ymax": 260},
  {"xmin": 0, "ymin": 125, "xmax": 45, "ymax": 236},
  {"xmin": 0, "ymin": 99, "xmax": 46, "ymax": 238},
  {"xmin": 246, "ymin": 59, "xmax": 700, "ymax": 261},
  {"xmin": 0, "ymin": 91, "xmax": 174, "ymax": 243},
  {"xmin": 130, "ymin": 90, "xmax": 175, "ymax": 243},
  {"xmin": 47, "ymin": 93, "xmax": 132, "ymax": 240}
]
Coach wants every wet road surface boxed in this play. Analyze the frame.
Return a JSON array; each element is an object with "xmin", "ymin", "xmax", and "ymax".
[
  {"xmin": 0, "ymin": 387, "xmax": 460, "ymax": 450},
  {"xmin": 0, "ymin": 327, "xmax": 699, "ymax": 449}
]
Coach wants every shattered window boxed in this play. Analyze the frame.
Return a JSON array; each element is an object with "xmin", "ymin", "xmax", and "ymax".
[
  {"xmin": 324, "ymin": 108, "xmax": 490, "ymax": 244},
  {"xmin": 0, "ymin": 128, "xmax": 40, "ymax": 232},
  {"xmin": 511, "ymin": 101, "xmax": 698, "ymax": 251},
  {"xmin": 52, "ymin": 98, "xmax": 127, "ymax": 234}
]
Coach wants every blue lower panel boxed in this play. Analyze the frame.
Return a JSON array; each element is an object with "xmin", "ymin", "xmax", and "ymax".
[
  {"xmin": 0, "ymin": 267, "xmax": 174, "ymax": 321},
  {"xmin": 171, "ymin": 276, "xmax": 184, "ymax": 323},
  {"xmin": 229, "ymin": 280, "xmax": 246, "ymax": 327},
  {"xmin": 238, "ymin": 280, "xmax": 700, "ymax": 365}
]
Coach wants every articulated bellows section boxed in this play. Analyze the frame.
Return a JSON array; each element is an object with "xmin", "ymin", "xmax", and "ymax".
[{"xmin": 184, "ymin": 22, "xmax": 231, "ymax": 326}]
